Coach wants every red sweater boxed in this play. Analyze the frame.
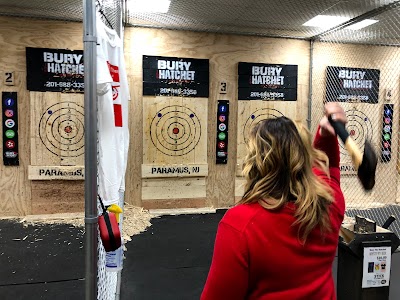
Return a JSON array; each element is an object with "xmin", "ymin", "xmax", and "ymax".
[{"xmin": 201, "ymin": 129, "xmax": 345, "ymax": 300}]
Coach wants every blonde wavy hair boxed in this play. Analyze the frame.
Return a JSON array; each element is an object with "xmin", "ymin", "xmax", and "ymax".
[{"xmin": 239, "ymin": 117, "xmax": 333, "ymax": 242}]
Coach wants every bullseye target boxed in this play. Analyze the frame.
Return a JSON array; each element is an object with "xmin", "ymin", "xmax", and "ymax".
[
  {"xmin": 39, "ymin": 102, "xmax": 84, "ymax": 157},
  {"xmin": 243, "ymin": 108, "xmax": 285, "ymax": 143},
  {"xmin": 150, "ymin": 105, "xmax": 201, "ymax": 156},
  {"xmin": 340, "ymin": 108, "xmax": 373, "ymax": 156}
]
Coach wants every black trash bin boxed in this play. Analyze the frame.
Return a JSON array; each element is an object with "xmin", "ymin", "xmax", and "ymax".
[{"xmin": 337, "ymin": 216, "xmax": 400, "ymax": 300}]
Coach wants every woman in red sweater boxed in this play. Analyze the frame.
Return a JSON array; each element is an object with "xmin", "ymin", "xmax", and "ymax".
[{"xmin": 201, "ymin": 103, "xmax": 347, "ymax": 300}]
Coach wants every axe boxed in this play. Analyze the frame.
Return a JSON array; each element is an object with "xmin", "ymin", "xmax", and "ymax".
[{"xmin": 329, "ymin": 116, "xmax": 378, "ymax": 190}]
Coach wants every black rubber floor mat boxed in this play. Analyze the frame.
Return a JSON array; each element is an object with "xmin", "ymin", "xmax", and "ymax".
[{"xmin": 120, "ymin": 212, "xmax": 225, "ymax": 300}]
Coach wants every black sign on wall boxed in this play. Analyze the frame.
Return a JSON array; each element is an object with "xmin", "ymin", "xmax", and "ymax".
[
  {"xmin": 216, "ymin": 100, "xmax": 229, "ymax": 164},
  {"xmin": 381, "ymin": 104, "xmax": 393, "ymax": 162},
  {"xmin": 2, "ymin": 92, "xmax": 19, "ymax": 166},
  {"xmin": 326, "ymin": 66, "xmax": 380, "ymax": 103},
  {"xmin": 26, "ymin": 47, "xmax": 84, "ymax": 92},
  {"xmin": 238, "ymin": 62, "xmax": 298, "ymax": 100},
  {"xmin": 143, "ymin": 55, "xmax": 209, "ymax": 97}
]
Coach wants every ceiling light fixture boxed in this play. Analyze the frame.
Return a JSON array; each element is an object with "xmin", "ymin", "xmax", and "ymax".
[
  {"xmin": 303, "ymin": 15, "xmax": 379, "ymax": 31},
  {"xmin": 303, "ymin": 15, "xmax": 350, "ymax": 29},
  {"xmin": 128, "ymin": 0, "xmax": 171, "ymax": 13},
  {"xmin": 346, "ymin": 19, "xmax": 379, "ymax": 30}
]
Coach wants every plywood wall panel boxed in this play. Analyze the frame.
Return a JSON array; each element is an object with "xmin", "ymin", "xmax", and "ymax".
[
  {"xmin": 124, "ymin": 27, "xmax": 310, "ymax": 208},
  {"xmin": 124, "ymin": 75, "xmax": 143, "ymax": 206},
  {"xmin": 31, "ymin": 180, "xmax": 84, "ymax": 215},
  {"xmin": 312, "ymin": 42, "xmax": 400, "ymax": 206},
  {"xmin": 2, "ymin": 15, "xmax": 398, "ymax": 215},
  {"xmin": 0, "ymin": 16, "xmax": 83, "ymax": 216}
]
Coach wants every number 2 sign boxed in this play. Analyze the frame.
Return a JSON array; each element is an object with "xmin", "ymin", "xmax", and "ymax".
[{"xmin": 4, "ymin": 72, "xmax": 15, "ymax": 86}]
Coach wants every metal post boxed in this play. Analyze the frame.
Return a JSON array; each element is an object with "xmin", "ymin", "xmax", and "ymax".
[
  {"xmin": 115, "ymin": 3, "xmax": 125, "ymax": 298},
  {"xmin": 83, "ymin": 0, "xmax": 98, "ymax": 299},
  {"xmin": 307, "ymin": 39, "xmax": 314, "ymax": 130},
  {"xmin": 115, "ymin": 191, "xmax": 125, "ymax": 300}
]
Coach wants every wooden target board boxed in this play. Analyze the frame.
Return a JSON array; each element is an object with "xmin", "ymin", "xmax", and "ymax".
[
  {"xmin": 150, "ymin": 105, "xmax": 202, "ymax": 156},
  {"xmin": 142, "ymin": 96, "xmax": 207, "ymax": 178},
  {"xmin": 334, "ymin": 103, "xmax": 393, "ymax": 207},
  {"xmin": 236, "ymin": 101, "xmax": 296, "ymax": 170},
  {"xmin": 235, "ymin": 101, "xmax": 297, "ymax": 198},
  {"xmin": 338, "ymin": 103, "xmax": 380, "ymax": 174},
  {"xmin": 29, "ymin": 92, "xmax": 84, "ymax": 180}
]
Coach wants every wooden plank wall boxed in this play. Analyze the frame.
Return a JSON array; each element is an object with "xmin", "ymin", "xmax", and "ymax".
[
  {"xmin": 124, "ymin": 28, "xmax": 310, "ymax": 209},
  {"xmin": 312, "ymin": 43, "xmax": 400, "ymax": 207},
  {"xmin": 235, "ymin": 100, "xmax": 299, "ymax": 199},
  {"xmin": 1, "ymin": 15, "xmax": 399, "ymax": 216},
  {"xmin": 0, "ymin": 16, "xmax": 84, "ymax": 216},
  {"xmin": 141, "ymin": 95, "xmax": 209, "ymax": 207}
]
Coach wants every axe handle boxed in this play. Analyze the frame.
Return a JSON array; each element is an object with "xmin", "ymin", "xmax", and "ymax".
[{"xmin": 328, "ymin": 116, "xmax": 363, "ymax": 169}]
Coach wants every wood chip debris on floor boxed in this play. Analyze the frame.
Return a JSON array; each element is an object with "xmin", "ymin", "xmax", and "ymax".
[{"xmin": 9, "ymin": 204, "xmax": 153, "ymax": 244}]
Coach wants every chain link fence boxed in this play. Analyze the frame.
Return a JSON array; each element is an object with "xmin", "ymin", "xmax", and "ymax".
[
  {"xmin": 310, "ymin": 3, "xmax": 400, "ymax": 236},
  {"xmin": 1, "ymin": 0, "xmax": 400, "ymax": 297},
  {"xmin": 0, "ymin": 0, "xmax": 124, "ymax": 298},
  {"xmin": 125, "ymin": 0, "xmax": 400, "ymax": 237},
  {"xmin": 126, "ymin": 0, "xmax": 400, "ymax": 237},
  {"xmin": 96, "ymin": 3, "xmax": 124, "ymax": 300}
]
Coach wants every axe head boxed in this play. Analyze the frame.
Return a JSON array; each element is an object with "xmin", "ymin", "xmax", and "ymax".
[{"xmin": 357, "ymin": 140, "xmax": 378, "ymax": 191}]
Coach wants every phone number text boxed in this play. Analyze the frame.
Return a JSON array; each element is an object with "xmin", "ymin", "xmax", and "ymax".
[
  {"xmin": 45, "ymin": 81, "xmax": 84, "ymax": 89},
  {"xmin": 159, "ymin": 88, "xmax": 197, "ymax": 96},
  {"xmin": 337, "ymin": 94, "xmax": 369, "ymax": 101},
  {"xmin": 250, "ymin": 92, "xmax": 284, "ymax": 99}
]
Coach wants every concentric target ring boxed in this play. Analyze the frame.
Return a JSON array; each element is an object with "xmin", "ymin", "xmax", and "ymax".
[
  {"xmin": 39, "ymin": 102, "xmax": 85, "ymax": 157},
  {"xmin": 160, "ymin": 118, "xmax": 191, "ymax": 147},
  {"xmin": 243, "ymin": 108, "xmax": 285, "ymax": 143},
  {"xmin": 52, "ymin": 115, "xmax": 84, "ymax": 147},
  {"xmin": 166, "ymin": 122, "xmax": 187, "ymax": 141},
  {"xmin": 339, "ymin": 109, "xmax": 373, "ymax": 156},
  {"xmin": 150, "ymin": 106, "xmax": 201, "ymax": 156}
]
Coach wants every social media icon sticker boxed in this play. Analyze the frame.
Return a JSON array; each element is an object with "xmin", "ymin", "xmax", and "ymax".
[
  {"xmin": 217, "ymin": 151, "xmax": 226, "ymax": 158},
  {"xmin": 5, "ymin": 140, "xmax": 15, "ymax": 149},
  {"xmin": 384, "ymin": 125, "xmax": 391, "ymax": 133},
  {"xmin": 4, "ymin": 98, "xmax": 14, "ymax": 107},
  {"xmin": 218, "ymin": 141, "xmax": 226, "ymax": 149},
  {"xmin": 5, "ymin": 109, "xmax": 14, "ymax": 118},
  {"xmin": 384, "ymin": 133, "xmax": 391, "ymax": 141},
  {"xmin": 5, "ymin": 119, "xmax": 15, "ymax": 128},
  {"xmin": 219, "ymin": 115, "xmax": 226, "ymax": 122},
  {"xmin": 219, "ymin": 105, "xmax": 227, "ymax": 113},
  {"xmin": 218, "ymin": 132, "xmax": 226, "ymax": 140},
  {"xmin": 4, "ymin": 151, "xmax": 18, "ymax": 158},
  {"xmin": 219, "ymin": 123, "xmax": 227, "ymax": 131},
  {"xmin": 5, "ymin": 130, "xmax": 15, "ymax": 138}
]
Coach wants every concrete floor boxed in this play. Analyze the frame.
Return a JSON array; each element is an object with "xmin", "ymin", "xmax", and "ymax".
[
  {"xmin": 0, "ymin": 212, "xmax": 399, "ymax": 299},
  {"xmin": 120, "ymin": 212, "xmax": 400, "ymax": 300}
]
